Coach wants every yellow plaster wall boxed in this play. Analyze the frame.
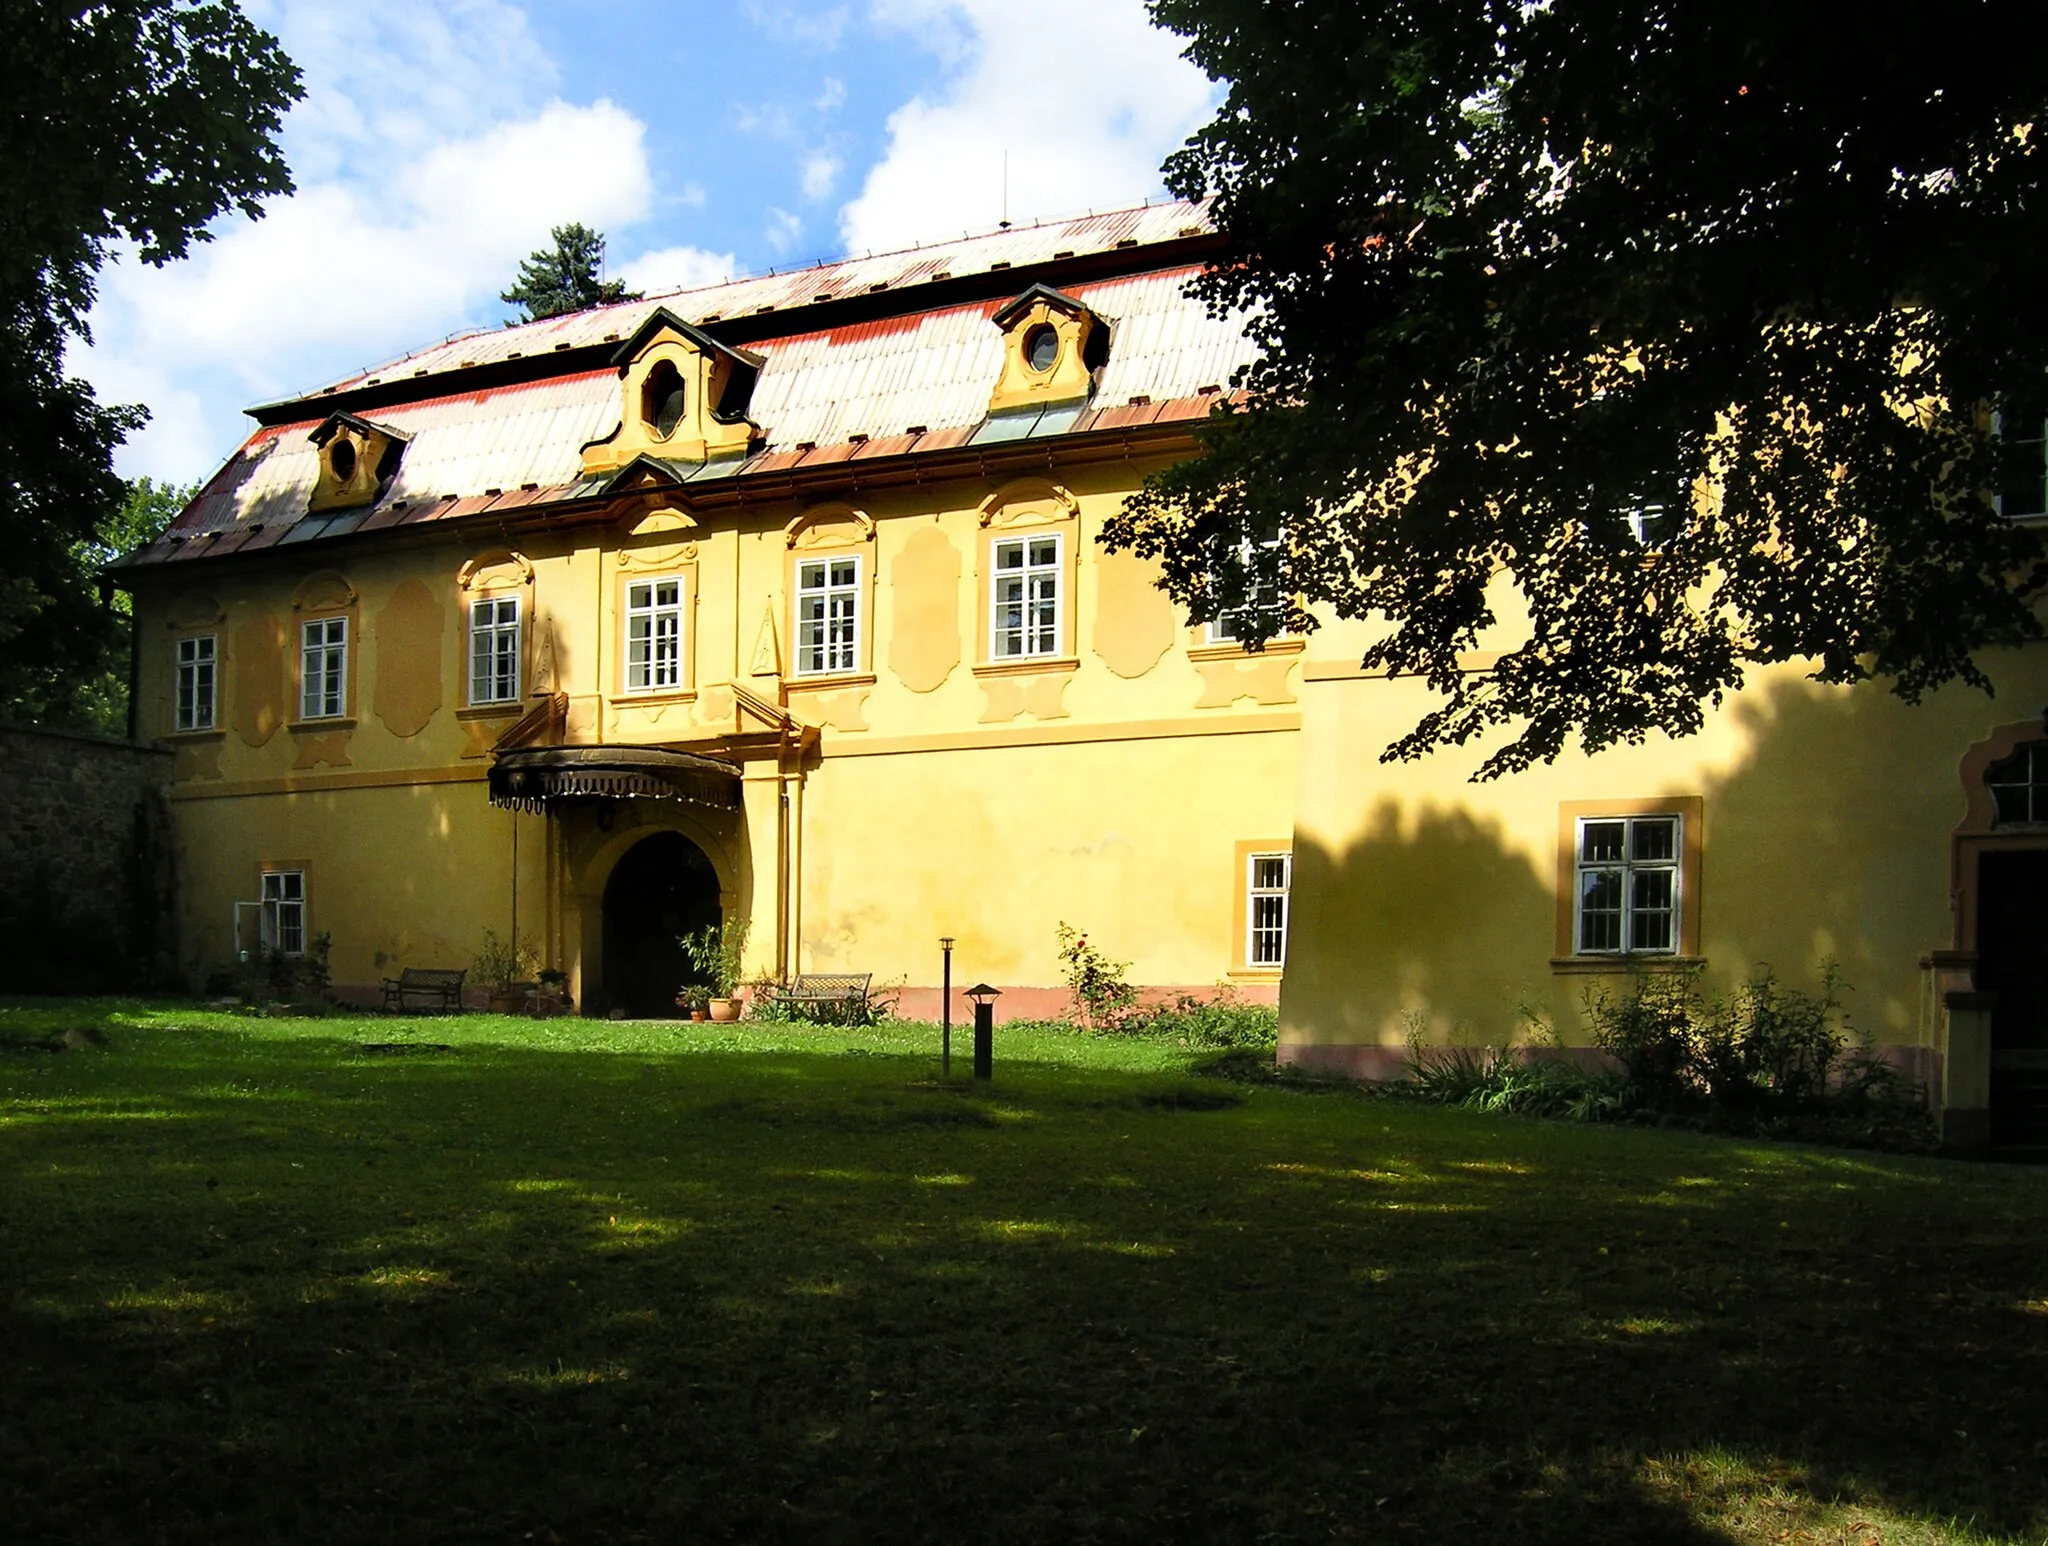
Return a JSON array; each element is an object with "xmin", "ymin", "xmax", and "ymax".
[
  {"xmin": 1279, "ymin": 624, "xmax": 2048, "ymax": 1058},
  {"xmin": 135, "ymin": 451, "xmax": 1314, "ymax": 1002}
]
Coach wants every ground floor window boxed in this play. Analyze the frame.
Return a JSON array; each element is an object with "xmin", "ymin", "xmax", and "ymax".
[
  {"xmin": 1247, "ymin": 850, "xmax": 1291, "ymax": 967},
  {"xmin": 261, "ymin": 870, "xmax": 305, "ymax": 956},
  {"xmin": 1574, "ymin": 814, "xmax": 1679, "ymax": 954}
]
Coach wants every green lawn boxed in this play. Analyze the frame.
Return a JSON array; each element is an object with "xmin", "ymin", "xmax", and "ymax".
[{"xmin": 3, "ymin": 1000, "xmax": 2045, "ymax": 1544}]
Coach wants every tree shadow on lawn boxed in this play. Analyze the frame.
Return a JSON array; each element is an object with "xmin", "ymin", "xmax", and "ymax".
[{"xmin": 2, "ymin": 1028, "xmax": 2045, "ymax": 1543}]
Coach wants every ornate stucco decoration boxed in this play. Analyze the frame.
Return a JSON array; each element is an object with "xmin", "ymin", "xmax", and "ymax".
[
  {"xmin": 987, "ymin": 284, "xmax": 1109, "ymax": 414},
  {"xmin": 307, "ymin": 411, "xmax": 410, "ymax": 514},
  {"xmin": 579, "ymin": 308, "xmax": 765, "ymax": 476}
]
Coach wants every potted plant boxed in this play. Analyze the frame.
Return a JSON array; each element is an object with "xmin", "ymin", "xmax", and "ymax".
[
  {"xmin": 675, "ymin": 983, "xmax": 711, "ymax": 1021},
  {"xmin": 532, "ymin": 967, "xmax": 570, "ymax": 1018},
  {"xmin": 680, "ymin": 918, "xmax": 751, "ymax": 1022},
  {"xmin": 474, "ymin": 928, "xmax": 538, "ymax": 1015}
]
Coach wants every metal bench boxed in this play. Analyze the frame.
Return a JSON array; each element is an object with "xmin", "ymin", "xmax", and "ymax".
[
  {"xmin": 380, "ymin": 967, "xmax": 467, "ymax": 1013},
  {"xmin": 774, "ymin": 973, "xmax": 872, "ymax": 1023}
]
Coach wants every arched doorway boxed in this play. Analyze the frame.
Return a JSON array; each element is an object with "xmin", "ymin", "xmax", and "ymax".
[{"xmin": 601, "ymin": 831, "xmax": 722, "ymax": 1017}]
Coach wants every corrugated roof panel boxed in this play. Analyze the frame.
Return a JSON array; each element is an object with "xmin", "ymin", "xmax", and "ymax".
[
  {"xmin": 286, "ymin": 200, "xmax": 1216, "ymax": 403},
  {"xmin": 136, "ymin": 203, "xmax": 1267, "ymax": 568}
]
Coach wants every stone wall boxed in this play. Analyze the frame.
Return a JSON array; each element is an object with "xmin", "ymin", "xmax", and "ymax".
[{"xmin": 0, "ymin": 725, "xmax": 174, "ymax": 991}]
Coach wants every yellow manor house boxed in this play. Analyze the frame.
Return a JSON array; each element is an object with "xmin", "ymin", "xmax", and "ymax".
[{"xmin": 121, "ymin": 201, "xmax": 2048, "ymax": 1152}]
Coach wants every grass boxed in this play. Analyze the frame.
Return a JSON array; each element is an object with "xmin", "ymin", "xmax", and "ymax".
[{"xmin": 3, "ymin": 998, "xmax": 2046, "ymax": 1544}]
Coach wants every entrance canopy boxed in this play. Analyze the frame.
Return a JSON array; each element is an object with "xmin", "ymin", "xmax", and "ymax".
[{"xmin": 488, "ymin": 745, "xmax": 742, "ymax": 813}]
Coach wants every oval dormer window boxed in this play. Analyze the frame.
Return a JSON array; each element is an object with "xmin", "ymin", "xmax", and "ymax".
[
  {"xmin": 1025, "ymin": 324, "xmax": 1060, "ymax": 374},
  {"xmin": 329, "ymin": 438, "xmax": 357, "ymax": 482},
  {"xmin": 642, "ymin": 360, "xmax": 687, "ymax": 439}
]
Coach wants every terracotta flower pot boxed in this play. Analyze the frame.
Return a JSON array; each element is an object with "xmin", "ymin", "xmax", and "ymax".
[
  {"xmin": 486, "ymin": 990, "xmax": 525, "ymax": 1015},
  {"xmin": 708, "ymin": 997, "xmax": 742, "ymax": 1023},
  {"xmin": 690, "ymin": 1011, "xmax": 708, "ymax": 1023}
]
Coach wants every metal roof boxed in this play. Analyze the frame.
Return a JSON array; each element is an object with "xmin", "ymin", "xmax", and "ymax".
[{"xmin": 129, "ymin": 201, "xmax": 1259, "ymax": 570}]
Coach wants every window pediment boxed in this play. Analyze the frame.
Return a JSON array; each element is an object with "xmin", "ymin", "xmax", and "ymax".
[{"xmin": 581, "ymin": 308, "xmax": 764, "ymax": 476}]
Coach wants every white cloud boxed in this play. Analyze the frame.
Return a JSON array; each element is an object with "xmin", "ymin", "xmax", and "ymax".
[
  {"xmin": 800, "ymin": 153, "xmax": 843, "ymax": 200},
  {"xmin": 840, "ymin": 0, "xmax": 1217, "ymax": 252},
  {"xmin": 743, "ymin": 1, "xmax": 853, "ymax": 49},
  {"xmin": 75, "ymin": 0, "xmax": 683, "ymax": 484},
  {"xmin": 765, "ymin": 207, "xmax": 806, "ymax": 255},
  {"xmin": 620, "ymin": 244, "xmax": 739, "ymax": 299},
  {"xmin": 81, "ymin": 99, "xmax": 655, "ymax": 480}
]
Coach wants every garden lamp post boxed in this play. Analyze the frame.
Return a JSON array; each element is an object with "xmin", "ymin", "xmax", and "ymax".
[
  {"xmin": 966, "ymin": 982, "xmax": 1000, "ymax": 1081},
  {"xmin": 939, "ymin": 937, "xmax": 955, "ymax": 1077}
]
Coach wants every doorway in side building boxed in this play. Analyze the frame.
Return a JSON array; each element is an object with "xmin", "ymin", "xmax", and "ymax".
[{"xmin": 1977, "ymin": 848, "xmax": 2048, "ymax": 1154}]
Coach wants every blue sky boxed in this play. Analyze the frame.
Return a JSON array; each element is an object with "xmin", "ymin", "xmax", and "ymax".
[{"xmin": 79, "ymin": 0, "xmax": 1219, "ymax": 486}]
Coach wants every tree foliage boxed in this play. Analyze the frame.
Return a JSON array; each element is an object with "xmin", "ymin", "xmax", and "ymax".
[
  {"xmin": 0, "ymin": 1, "xmax": 299, "ymax": 730},
  {"xmin": 1115, "ymin": 1, "xmax": 2048, "ymax": 776},
  {"xmin": 501, "ymin": 224, "xmax": 641, "ymax": 322},
  {"xmin": 1, "ymin": 479, "xmax": 195, "ymax": 735}
]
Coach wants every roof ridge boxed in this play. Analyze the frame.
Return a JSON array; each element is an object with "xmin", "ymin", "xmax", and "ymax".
[{"xmin": 280, "ymin": 197, "xmax": 1212, "ymax": 406}]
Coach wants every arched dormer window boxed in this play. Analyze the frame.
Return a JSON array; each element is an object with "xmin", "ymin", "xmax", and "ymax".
[
  {"xmin": 580, "ymin": 307, "xmax": 763, "ymax": 476},
  {"xmin": 642, "ymin": 360, "xmax": 686, "ymax": 440},
  {"xmin": 1987, "ymin": 741, "xmax": 2048, "ymax": 825}
]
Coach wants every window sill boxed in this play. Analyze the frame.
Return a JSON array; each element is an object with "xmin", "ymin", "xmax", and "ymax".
[
  {"xmin": 288, "ymin": 716, "xmax": 356, "ymax": 732},
  {"xmin": 1227, "ymin": 967, "xmax": 1284, "ymax": 983},
  {"xmin": 455, "ymin": 702, "xmax": 524, "ymax": 721},
  {"xmin": 1549, "ymin": 954, "xmax": 1703, "ymax": 975},
  {"xmin": 611, "ymin": 689, "xmax": 698, "ymax": 708},
  {"xmin": 972, "ymin": 655, "xmax": 1079, "ymax": 680},
  {"xmin": 786, "ymin": 671, "xmax": 877, "ymax": 691},
  {"xmin": 1188, "ymin": 637, "xmax": 1306, "ymax": 665},
  {"xmin": 164, "ymin": 726, "xmax": 226, "ymax": 742}
]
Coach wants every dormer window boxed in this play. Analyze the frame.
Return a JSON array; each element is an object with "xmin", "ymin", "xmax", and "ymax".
[
  {"xmin": 643, "ymin": 360, "xmax": 686, "ymax": 439},
  {"xmin": 988, "ymin": 284, "xmax": 1108, "ymax": 415},
  {"xmin": 581, "ymin": 307, "xmax": 764, "ymax": 476},
  {"xmin": 307, "ymin": 412, "xmax": 409, "ymax": 513}
]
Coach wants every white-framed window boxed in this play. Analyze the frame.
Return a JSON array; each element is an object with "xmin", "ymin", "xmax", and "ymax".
[
  {"xmin": 1574, "ymin": 814, "xmax": 1680, "ymax": 954},
  {"xmin": 991, "ymin": 533, "xmax": 1061, "ymax": 658},
  {"xmin": 794, "ymin": 555, "xmax": 860, "ymax": 676},
  {"xmin": 1247, "ymin": 850, "xmax": 1291, "ymax": 967},
  {"xmin": 1995, "ymin": 406, "xmax": 2048, "ymax": 520},
  {"xmin": 260, "ymin": 870, "xmax": 305, "ymax": 957},
  {"xmin": 175, "ymin": 634, "xmax": 216, "ymax": 732},
  {"xmin": 468, "ymin": 594, "xmax": 522, "ymax": 705},
  {"xmin": 299, "ymin": 617, "xmax": 348, "ymax": 720},
  {"xmin": 624, "ymin": 577, "xmax": 686, "ymax": 693},
  {"xmin": 1208, "ymin": 521, "xmax": 1288, "ymax": 644}
]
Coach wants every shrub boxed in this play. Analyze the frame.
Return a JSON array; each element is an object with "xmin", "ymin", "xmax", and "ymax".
[
  {"xmin": 1137, "ymin": 989, "xmax": 1278, "ymax": 1050},
  {"xmin": 1408, "ymin": 961, "xmax": 1932, "ymax": 1151},
  {"xmin": 1055, "ymin": 923, "xmax": 1139, "ymax": 1031}
]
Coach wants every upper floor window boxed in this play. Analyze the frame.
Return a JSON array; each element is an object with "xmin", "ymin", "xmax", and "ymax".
[
  {"xmin": 299, "ymin": 617, "xmax": 348, "ymax": 720},
  {"xmin": 1208, "ymin": 522, "xmax": 1288, "ymax": 644},
  {"xmin": 1988, "ymin": 741, "xmax": 2048, "ymax": 825},
  {"xmin": 1575, "ymin": 814, "xmax": 1680, "ymax": 954},
  {"xmin": 260, "ymin": 869, "xmax": 305, "ymax": 957},
  {"xmin": 795, "ymin": 555, "xmax": 860, "ymax": 676},
  {"xmin": 1247, "ymin": 850, "xmax": 1291, "ymax": 967},
  {"xmin": 624, "ymin": 577, "xmax": 685, "ymax": 693},
  {"xmin": 468, "ymin": 595, "xmax": 522, "ymax": 706},
  {"xmin": 992, "ymin": 533, "xmax": 1062, "ymax": 659},
  {"xmin": 1997, "ymin": 405, "xmax": 2047, "ymax": 520},
  {"xmin": 175, "ymin": 635, "xmax": 216, "ymax": 732}
]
